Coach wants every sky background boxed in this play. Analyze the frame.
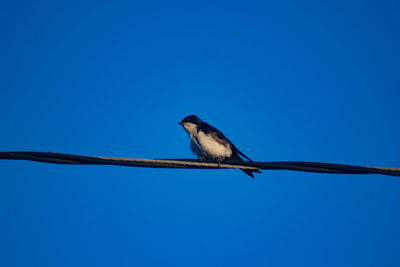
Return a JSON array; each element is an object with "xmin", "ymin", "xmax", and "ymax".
[{"xmin": 1, "ymin": 0, "xmax": 400, "ymax": 266}]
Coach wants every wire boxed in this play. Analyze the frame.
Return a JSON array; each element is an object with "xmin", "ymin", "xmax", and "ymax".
[{"xmin": 1, "ymin": 151, "xmax": 399, "ymax": 177}]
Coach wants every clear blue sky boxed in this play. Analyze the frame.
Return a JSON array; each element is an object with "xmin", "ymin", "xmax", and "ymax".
[{"xmin": 1, "ymin": 1, "xmax": 400, "ymax": 266}]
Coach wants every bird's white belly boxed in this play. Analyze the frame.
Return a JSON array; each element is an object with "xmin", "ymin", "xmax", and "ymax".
[{"xmin": 195, "ymin": 132, "xmax": 232, "ymax": 159}]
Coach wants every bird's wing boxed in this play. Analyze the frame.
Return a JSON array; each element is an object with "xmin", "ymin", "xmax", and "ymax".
[
  {"xmin": 230, "ymin": 144, "xmax": 252, "ymax": 161},
  {"xmin": 199, "ymin": 122, "xmax": 253, "ymax": 161}
]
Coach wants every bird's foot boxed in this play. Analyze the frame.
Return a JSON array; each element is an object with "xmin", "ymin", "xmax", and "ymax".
[
  {"xmin": 217, "ymin": 158, "xmax": 222, "ymax": 168},
  {"xmin": 199, "ymin": 156, "xmax": 206, "ymax": 162}
]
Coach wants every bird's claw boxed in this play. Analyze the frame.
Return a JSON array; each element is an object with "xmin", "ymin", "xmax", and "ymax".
[{"xmin": 217, "ymin": 159, "xmax": 222, "ymax": 168}]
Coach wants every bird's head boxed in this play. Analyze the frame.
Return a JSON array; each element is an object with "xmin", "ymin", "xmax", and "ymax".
[{"xmin": 178, "ymin": 115, "xmax": 202, "ymax": 134}]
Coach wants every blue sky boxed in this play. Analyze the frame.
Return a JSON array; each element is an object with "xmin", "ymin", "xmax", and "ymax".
[{"xmin": 1, "ymin": 0, "xmax": 400, "ymax": 266}]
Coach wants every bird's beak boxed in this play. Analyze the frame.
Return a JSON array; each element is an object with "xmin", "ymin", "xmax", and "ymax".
[{"xmin": 178, "ymin": 122, "xmax": 183, "ymax": 125}]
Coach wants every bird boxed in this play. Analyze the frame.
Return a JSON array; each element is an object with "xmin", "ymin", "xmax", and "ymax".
[{"xmin": 178, "ymin": 115, "xmax": 261, "ymax": 178}]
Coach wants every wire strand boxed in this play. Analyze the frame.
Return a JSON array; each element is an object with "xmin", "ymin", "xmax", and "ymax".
[{"xmin": 0, "ymin": 151, "xmax": 399, "ymax": 177}]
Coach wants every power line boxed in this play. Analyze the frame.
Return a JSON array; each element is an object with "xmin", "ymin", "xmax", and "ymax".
[{"xmin": 1, "ymin": 151, "xmax": 399, "ymax": 177}]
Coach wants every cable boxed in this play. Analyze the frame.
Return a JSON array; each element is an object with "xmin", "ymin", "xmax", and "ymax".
[{"xmin": 1, "ymin": 151, "xmax": 399, "ymax": 177}]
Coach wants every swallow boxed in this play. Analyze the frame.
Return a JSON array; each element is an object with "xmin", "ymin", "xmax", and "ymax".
[{"xmin": 178, "ymin": 115, "xmax": 261, "ymax": 178}]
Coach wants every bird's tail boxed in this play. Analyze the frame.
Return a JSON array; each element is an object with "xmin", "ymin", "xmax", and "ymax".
[
  {"xmin": 241, "ymin": 168, "xmax": 261, "ymax": 178},
  {"xmin": 230, "ymin": 151, "xmax": 261, "ymax": 178}
]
